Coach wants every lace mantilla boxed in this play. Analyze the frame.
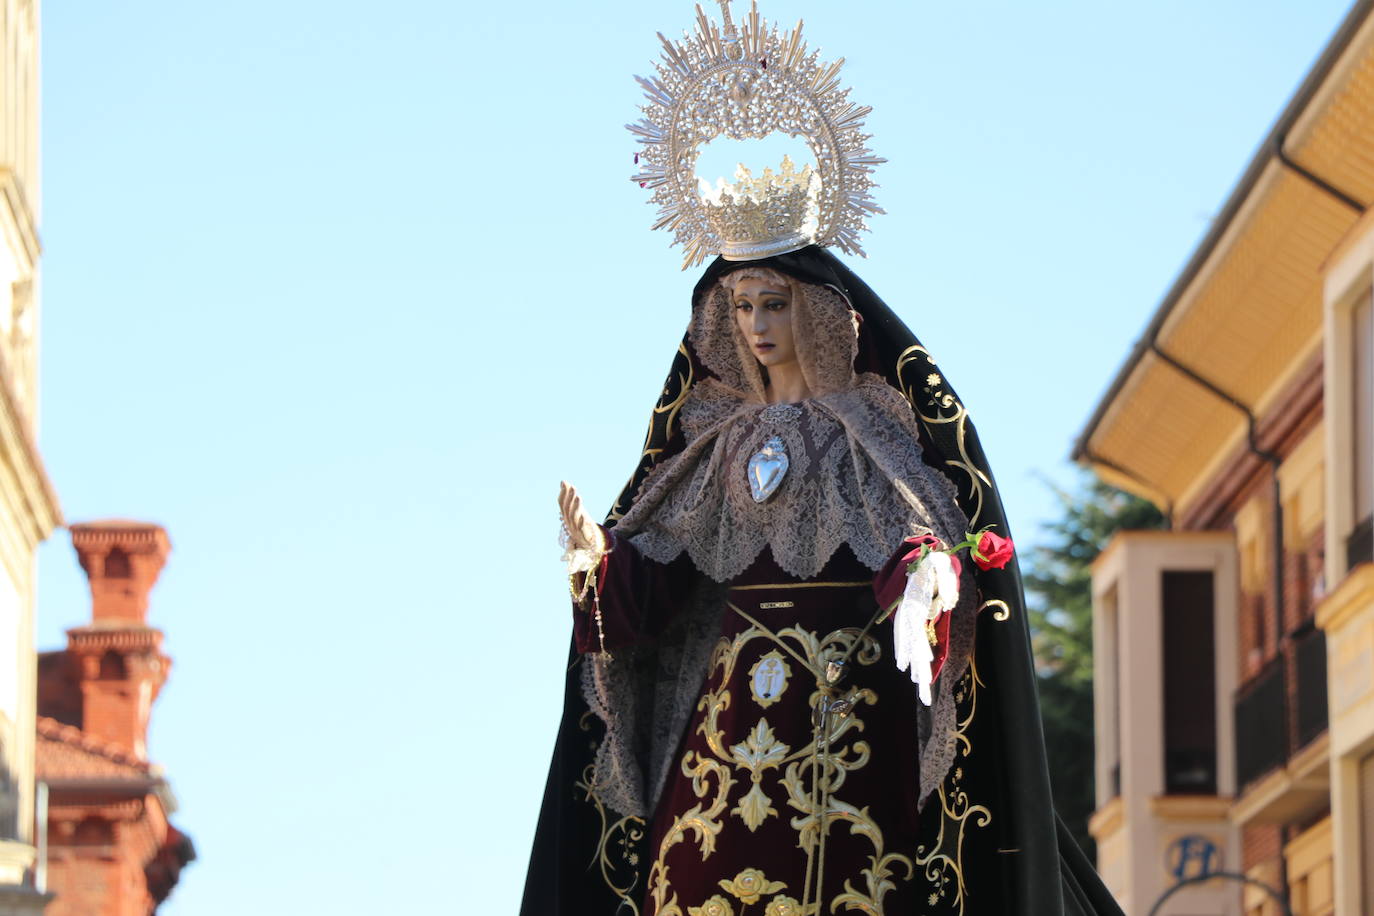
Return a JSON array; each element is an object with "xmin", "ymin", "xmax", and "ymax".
[
  {"xmin": 620, "ymin": 270, "xmax": 965, "ymax": 579},
  {"xmin": 616, "ymin": 376, "xmax": 968, "ymax": 580}
]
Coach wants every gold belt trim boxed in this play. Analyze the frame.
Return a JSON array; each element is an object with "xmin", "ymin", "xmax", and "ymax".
[{"xmin": 728, "ymin": 580, "xmax": 870, "ymax": 591}]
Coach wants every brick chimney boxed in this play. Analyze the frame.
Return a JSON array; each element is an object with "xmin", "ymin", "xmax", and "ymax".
[{"xmin": 67, "ymin": 520, "xmax": 172, "ymax": 760}]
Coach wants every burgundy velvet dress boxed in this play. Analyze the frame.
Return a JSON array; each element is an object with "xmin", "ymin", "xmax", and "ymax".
[{"xmin": 575, "ymin": 534, "xmax": 938, "ymax": 916}]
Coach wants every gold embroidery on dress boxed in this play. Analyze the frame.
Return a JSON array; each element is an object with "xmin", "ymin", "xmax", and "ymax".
[
  {"xmin": 730, "ymin": 719, "xmax": 788, "ymax": 830},
  {"xmin": 748, "ymin": 650, "xmax": 791, "ymax": 708},
  {"xmin": 728, "ymin": 580, "xmax": 871, "ymax": 591},
  {"xmin": 647, "ymin": 749, "xmax": 736, "ymax": 916},
  {"xmin": 760, "ymin": 897, "xmax": 810, "ymax": 916},
  {"xmin": 717, "ymin": 868, "xmax": 786, "ymax": 904},
  {"xmin": 687, "ymin": 894, "xmax": 735, "ymax": 916},
  {"xmin": 686, "ymin": 868, "xmax": 814, "ymax": 916},
  {"xmin": 650, "ymin": 622, "xmax": 913, "ymax": 914}
]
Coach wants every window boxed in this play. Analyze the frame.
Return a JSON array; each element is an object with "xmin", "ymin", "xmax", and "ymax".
[
  {"xmin": 104, "ymin": 547, "xmax": 131, "ymax": 579},
  {"xmin": 1102, "ymin": 587, "xmax": 1121, "ymax": 799},
  {"xmin": 1162, "ymin": 571, "xmax": 1217, "ymax": 794},
  {"xmin": 97, "ymin": 650, "xmax": 126, "ymax": 680}
]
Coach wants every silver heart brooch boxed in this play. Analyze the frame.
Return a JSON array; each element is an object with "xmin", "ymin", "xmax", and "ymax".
[{"xmin": 748, "ymin": 435, "xmax": 790, "ymax": 503}]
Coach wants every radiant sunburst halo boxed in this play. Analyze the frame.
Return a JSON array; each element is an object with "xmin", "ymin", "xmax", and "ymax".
[{"xmin": 628, "ymin": 0, "xmax": 886, "ymax": 269}]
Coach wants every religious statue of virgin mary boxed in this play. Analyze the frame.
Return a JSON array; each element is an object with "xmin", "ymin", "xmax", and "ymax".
[{"xmin": 521, "ymin": 4, "xmax": 1125, "ymax": 914}]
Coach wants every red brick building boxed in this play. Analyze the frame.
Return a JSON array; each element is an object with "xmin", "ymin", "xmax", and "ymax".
[{"xmin": 34, "ymin": 522, "xmax": 194, "ymax": 916}]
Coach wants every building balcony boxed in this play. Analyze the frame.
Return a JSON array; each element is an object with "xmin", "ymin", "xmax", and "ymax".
[
  {"xmin": 1232, "ymin": 623, "xmax": 1330, "ymax": 824},
  {"xmin": 1231, "ymin": 731, "xmax": 1329, "ymax": 826},
  {"xmin": 1231, "ymin": 620, "xmax": 1324, "ymax": 813},
  {"xmin": 1236, "ymin": 658, "xmax": 1288, "ymax": 790}
]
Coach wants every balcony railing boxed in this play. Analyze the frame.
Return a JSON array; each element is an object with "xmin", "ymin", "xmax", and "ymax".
[
  {"xmin": 1294, "ymin": 625, "xmax": 1329, "ymax": 749},
  {"xmin": 1235, "ymin": 659, "xmax": 1287, "ymax": 789}
]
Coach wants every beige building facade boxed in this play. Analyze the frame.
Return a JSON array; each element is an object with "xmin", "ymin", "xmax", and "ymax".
[
  {"xmin": 1076, "ymin": 1, "xmax": 1374, "ymax": 913},
  {"xmin": 0, "ymin": 0, "xmax": 63, "ymax": 913}
]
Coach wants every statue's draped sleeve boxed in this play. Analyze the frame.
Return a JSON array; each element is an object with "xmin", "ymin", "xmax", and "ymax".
[{"xmin": 571, "ymin": 528, "xmax": 694, "ymax": 654}]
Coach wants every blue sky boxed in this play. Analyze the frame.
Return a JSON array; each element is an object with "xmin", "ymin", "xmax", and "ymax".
[{"xmin": 33, "ymin": 1, "xmax": 1352, "ymax": 912}]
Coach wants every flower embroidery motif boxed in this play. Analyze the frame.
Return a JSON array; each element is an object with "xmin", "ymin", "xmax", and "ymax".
[
  {"xmin": 688, "ymin": 895, "xmax": 736, "ymax": 916},
  {"xmin": 718, "ymin": 868, "xmax": 786, "ymax": 905},
  {"xmin": 763, "ymin": 895, "xmax": 806, "ymax": 916}
]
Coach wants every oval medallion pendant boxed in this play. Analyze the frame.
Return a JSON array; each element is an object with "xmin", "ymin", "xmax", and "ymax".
[{"xmin": 748, "ymin": 435, "xmax": 789, "ymax": 503}]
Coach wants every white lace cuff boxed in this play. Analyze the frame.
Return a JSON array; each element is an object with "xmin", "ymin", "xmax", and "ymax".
[{"xmin": 559, "ymin": 523, "xmax": 607, "ymax": 577}]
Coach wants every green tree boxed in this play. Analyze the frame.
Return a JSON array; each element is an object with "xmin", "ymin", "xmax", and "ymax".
[{"xmin": 1022, "ymin": 473, "xmax": 1165, "ymax": 856}]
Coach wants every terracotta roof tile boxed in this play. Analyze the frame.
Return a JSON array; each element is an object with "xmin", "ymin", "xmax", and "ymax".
[{"xmin": 35, "ymin": 716, "xmax": 150, "ymax": 780}]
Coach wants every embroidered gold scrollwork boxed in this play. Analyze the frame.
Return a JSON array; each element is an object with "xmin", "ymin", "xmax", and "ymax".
[
  {"xmin": 893, "ymin": 341, "xmax": 1004, "ymax": 911},
  {"xmin": 979, "ymin": 597, "xmax": 1011, "ymax": 622},
  {"xmin": 647, "ymin": 343, "xmax": 695, "ymax": 458},
  {"xmin": 610, "ymin": 343, "xmax": 695, "ymax": 523},
  {"xmin": 833, "ymin": 848, "xmax": 917, "ymax": 914},
  {"xmin": 575, "ymin": 712, "xmax": 646, "ymax": 914},
  {"xmin": 913, "ymin": 657, "xmax": 992, "ymax": 914},
  {"xmin": 775, "ymin": 624, "xmax": 913, "ymax": 914},
  {"xmin": 896, "ymin": 344, "xmax": 993, "ymax": 530},
  {"xmin": 654, "ymin": 620, "xmax": 915, "ymax": 913},
  {"xmin": 696, "ymin": 633, "xmax": 792, "ymax": 833},
  {"xmin": 780, "ymin": 756, "xmax": 910, "ymax": 912},
  {"xmin": 648, "ymin": 751, "xmax": 736, "ymax": 916}
]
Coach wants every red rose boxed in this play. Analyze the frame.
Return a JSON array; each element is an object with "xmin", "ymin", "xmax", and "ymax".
[{"xmin": 973, "ymin": 531, "xmax": 1014, "ymax": 571}]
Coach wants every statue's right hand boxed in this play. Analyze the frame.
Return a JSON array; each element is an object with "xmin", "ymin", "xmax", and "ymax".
[{"xmin": 559, "ymin": 481, "xmax": 604, "ymax": 553}]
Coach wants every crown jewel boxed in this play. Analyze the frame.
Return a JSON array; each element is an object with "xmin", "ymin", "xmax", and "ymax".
[{"xmin": 629, "ymin": 0, "xmax": 886, "ymax": 269}]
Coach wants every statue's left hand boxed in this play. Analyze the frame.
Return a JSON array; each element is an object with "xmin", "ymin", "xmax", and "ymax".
[{"xmin": 558, "ymin": 481, "xmax": 604, "ymax": 554}]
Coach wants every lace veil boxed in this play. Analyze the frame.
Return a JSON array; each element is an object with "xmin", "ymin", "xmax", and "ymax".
[{"xmin": 615, "ymin": 268, "xmax": 969, "ymax": 579}]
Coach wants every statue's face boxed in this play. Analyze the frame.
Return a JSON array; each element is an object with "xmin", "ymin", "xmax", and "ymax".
[{"xmin": 731, "ymin": 276, "xmax": 798, "ymax": 371}]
